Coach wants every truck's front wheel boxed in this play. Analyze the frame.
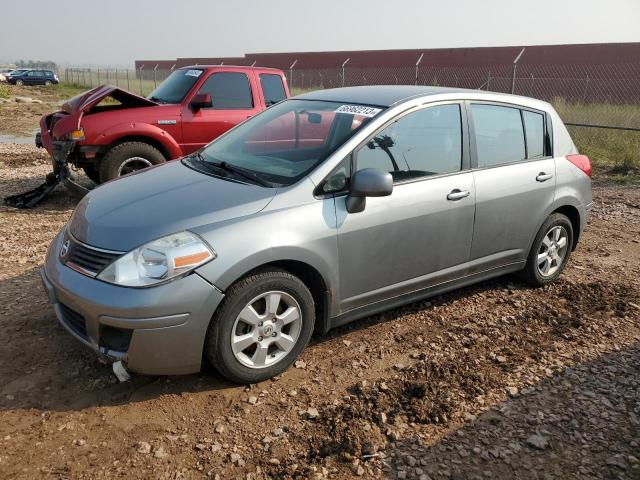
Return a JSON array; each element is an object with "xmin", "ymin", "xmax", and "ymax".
[{"xmin": 99, "ymin": 142, "xmax": 166, "ymax": 183}]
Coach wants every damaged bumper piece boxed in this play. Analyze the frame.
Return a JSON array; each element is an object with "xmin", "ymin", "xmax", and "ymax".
[{"xmin": 3, "ymin": 139, "xmax": 90, "ymax": 208}]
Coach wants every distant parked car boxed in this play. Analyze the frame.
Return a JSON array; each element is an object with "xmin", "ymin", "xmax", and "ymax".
[
  {"xmin": 0, "ymin": 69, "xmax": 16, "ymax": 82},
  {"xmin": 7, "ymin": 69, "xmax": 59, "ymax": 86},
  {"xmin": 41, "ymin": 86, "xmax": 592, "ymax": 383}
]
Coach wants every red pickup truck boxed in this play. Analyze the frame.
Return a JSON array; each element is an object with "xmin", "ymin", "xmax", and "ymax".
[{"xmin": 37, "ymin": 65, "xmax": 289, "ymax": 184}]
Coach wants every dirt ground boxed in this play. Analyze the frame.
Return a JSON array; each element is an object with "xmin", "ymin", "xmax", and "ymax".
[
  {"xmin": 0, "ymin": 85, "xmax": 67, "ymax": 136},
  {"xmin": 0, "ymin": 140, "xmax": 639, "ymax": 479}
]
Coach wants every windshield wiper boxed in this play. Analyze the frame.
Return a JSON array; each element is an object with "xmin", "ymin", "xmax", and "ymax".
[
  {"xmin": 149, "ymin": 96, "xmax": 166, "ymax": 104},
  {"xmin": 194, "ymin": 153, "xmax": 271, "ymax": 187}
]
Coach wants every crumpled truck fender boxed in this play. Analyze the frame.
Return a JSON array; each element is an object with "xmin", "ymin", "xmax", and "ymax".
[{"xmin": 93, "ymin": 123, "xmax": 183, "ymax": 159}]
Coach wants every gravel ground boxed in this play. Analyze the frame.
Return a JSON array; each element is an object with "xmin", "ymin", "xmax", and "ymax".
[{"xmin": 0, "ymin": 144, "xmax": 639, "ymax": 479}]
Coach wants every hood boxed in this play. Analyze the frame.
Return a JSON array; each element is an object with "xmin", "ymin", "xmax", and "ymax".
[
  {"xmin": 68, "ymin": 161, "xmax": 277, "ymax": 252},
  {"xmin": 51, "ymin": 85, "xmax": 158, "ymax": 141},
  {"xmin": 62, "ymin": 85, "xmax": 157, "ymax": 114}
]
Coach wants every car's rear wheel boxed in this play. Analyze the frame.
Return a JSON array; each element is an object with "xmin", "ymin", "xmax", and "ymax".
[
  {"xmin": 520, "ymin": 213, "xmax": 573, "ymax": 286},
  {"xmin": 44, "ymin": 80, "xmax": 52, "ymax": 86},
  {"xmin": 205, "ymin": 269, "xmax": 315, "ymax": 384},
  {"xmin": 15, "ymin": 79, "xmax": 24, "ymax": 86},
  {"xmin": 99, "ymin": 141, "xmax": 166, "ymax": 183}
]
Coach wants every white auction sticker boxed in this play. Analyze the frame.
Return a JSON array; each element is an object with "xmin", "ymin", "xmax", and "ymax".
[
  {"xmin": 185, "ymin": 69, "xmax": 203, "ymax": 77},
  {"xmin": 335, "ymin": 105, "xmax": 382, "ymax": 117}
]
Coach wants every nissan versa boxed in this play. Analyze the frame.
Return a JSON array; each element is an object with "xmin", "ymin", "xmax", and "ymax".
[{"xmin": 42, "ymin": 86, "xmax": 592, "ymax": 384}]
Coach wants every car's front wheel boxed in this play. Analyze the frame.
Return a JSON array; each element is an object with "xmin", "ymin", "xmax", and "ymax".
[
  {"xmin": 205, "ymin": 269, "xmax": 315, "ymax": 384},
  {"xmin": 15, "ymin": 79, "xmax": 24, "ymax": 86},
  {"xmin": 520, "ymin": 213, "xmax": 573, "ymax": 286},
  {"xmin": 99, "ymin": 141, "xmax": 166, "ymax": 183},
  {"xmin": 44, "ymin": 80, "xmax": 52, "ymax": 86}
]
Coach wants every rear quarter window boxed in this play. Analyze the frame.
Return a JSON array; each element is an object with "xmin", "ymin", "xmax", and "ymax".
[
  {"xmin": 522, "ymin": 110, "xmax": 545, "ymax": 158},
  {"xmin": 259, "ymin": 74, "xmax": 287, "ymax": 106}
]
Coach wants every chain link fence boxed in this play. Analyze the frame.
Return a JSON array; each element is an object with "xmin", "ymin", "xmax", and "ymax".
[
  {"xmin": 63, "ymin": 67, "xmax": 173, "ymax": 97},
  {"xmin": 60, "ymin": 60, "xmax": 640, "ymax": 172}
]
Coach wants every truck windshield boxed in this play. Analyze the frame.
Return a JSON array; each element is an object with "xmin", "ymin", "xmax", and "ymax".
[
  {"xmin": 189, "ymin": 99, "xmax": 384, "ymax": 187},
  {"xmin": 147, "ymin": 68, "xmax": 204, "ymax": 104}
]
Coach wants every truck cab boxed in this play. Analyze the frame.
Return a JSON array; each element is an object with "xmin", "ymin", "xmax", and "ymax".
[{"xmin": 37, "ymin": 65, "xmax": 289, "ymax": 183}]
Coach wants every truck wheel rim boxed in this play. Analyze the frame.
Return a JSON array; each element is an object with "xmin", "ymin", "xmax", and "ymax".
[
  {"xmin": 117, "ymin": 157, "xmax": 152, "ymax": 176},
  {"xmin": 537, "ymin": 226, "xmax": 568, "ymax": 277},
  {"xmin": 231, "ymin": 291, "xmax": 302, "ymax": 369}
]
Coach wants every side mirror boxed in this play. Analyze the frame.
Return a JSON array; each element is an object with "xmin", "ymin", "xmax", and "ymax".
[
  {"xmin": 346, "ymin": 168, "xmax": 393, "ymax": 213},
  {"xmin": 190, "ymin": 93, "xmax": 212, "ymax": 110}
]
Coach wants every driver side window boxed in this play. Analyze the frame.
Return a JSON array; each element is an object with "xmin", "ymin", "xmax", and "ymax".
[{"xmin": 355, "ymin": 104, "xmax": 462, "ymax": 183}]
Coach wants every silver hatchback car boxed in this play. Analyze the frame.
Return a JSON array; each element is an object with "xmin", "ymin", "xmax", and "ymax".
[{"xmin": 42, "ymin": 86, "xmax": 592, "ymax": 383}]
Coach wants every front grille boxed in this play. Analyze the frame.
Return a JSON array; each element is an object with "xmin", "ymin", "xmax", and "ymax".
[
  {"xmin": 59, "ymin": 303, "xmax": 88, "ymax": 339},
  {"xmin": 62, "ymin": 234, "xmax": 122, "ymax": 276}
]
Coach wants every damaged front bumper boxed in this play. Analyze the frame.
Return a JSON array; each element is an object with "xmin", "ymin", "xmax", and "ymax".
[{"xmin": 3, "ymin": 138, "xmax": 91, "ymax": 208}]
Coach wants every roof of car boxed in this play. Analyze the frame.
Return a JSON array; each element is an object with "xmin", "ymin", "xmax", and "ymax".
[{"xmin": 295, "ymin": 85, "xmax": 545, "ymax": 108}]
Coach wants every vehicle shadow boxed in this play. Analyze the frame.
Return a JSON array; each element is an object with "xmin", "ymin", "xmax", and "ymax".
[
  {"xmin": 387, "ymin": 342, "xmax": 640, "ymax": 479},
  {"xmin": 0, "ymin": 265, "xmax": 527, "ymax": 413}
]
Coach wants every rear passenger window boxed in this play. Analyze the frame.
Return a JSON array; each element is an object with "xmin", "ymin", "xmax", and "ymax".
[
  {"xmin": 260, "ymin": 74, "xmax": 287, "ymax": 106},
  {"xmin": 197, "ymin": 72, "xmax": 253, "ymax": 109},
  {"xmin": 356, "ymin": 104, "xmax": 462, "ymax": 183},
  {"xmin": 523, "ymin": 110, "xmax": 545, "ymax": 158},
  {"xmin": 471, "ymin": 104, "xmax": 525, "ymax": 167}
]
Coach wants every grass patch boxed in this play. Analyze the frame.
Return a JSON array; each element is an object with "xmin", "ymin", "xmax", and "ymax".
[{"xmin": 0, "ymin": 83, "xmax": 10, "ymax": 99}]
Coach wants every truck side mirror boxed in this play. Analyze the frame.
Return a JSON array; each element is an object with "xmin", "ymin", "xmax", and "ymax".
[
  {"xmin": 346, "ymin": 168, "xmax": 393, "ymax": 213},
  {"xmin": 190, "ymin": 93, "xmax": 212, "ymax": 110}
]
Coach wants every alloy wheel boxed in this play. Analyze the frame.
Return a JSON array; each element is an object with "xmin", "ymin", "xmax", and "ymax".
[
  {"xmin": 117, "ymin": 156, "xmax": 153, "ymax": 176},
  {"xmin": 231, "ymin": 291, "xmax": 302, "ymax": 369},
  {"xmin": 537, "ymin": 225, "xmax": 569, "ymax": 277}
]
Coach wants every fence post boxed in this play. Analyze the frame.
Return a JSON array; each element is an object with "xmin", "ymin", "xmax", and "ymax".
[
  {"xmin": 511, "ymin": 47, "xmax": 526, "ymax": 94},
  {"xmin": 583, "ymin": 75, "xmax": 590, "ymax": 102},
  {"xmin": 153, "ymin": 64, "xmax": 158, "ymax": 89},
  {"xmin": 415, "ymin": 53, "xmax": 424, "ymax": 86},
  {"xmin": 115, "ymin": 68, "xmax": 119, "ymax": 87},
  {"xmin": 126, "ymin": 69, "xmax": 130, "ymax": 91},
  {"xmin": 82, "ymin": 69, "xmax": 85, "ymax": 87},
  {"xmin": 487, "ymin": 70, "xmax": 491, "ymax": 91},
  {"xmin": 289, "ymin": 59, "xmax": 297, "ymax": 90},
  {"xmin": 341, "ymin": 58, "xmax": 350, "ymax": 87},
  {"xmin": 139, "ymin": 66, "xmax": 144, "ymax": 95},
  {"xmin": 96, "ymin": 68, "xmax": 99, "ymax": 86},
  {"xmin": 106, "ymin": 68, "xmax": 109, "ymax": 85}
]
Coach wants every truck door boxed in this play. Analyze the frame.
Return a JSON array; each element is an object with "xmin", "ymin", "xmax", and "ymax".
[{"xmin": 181, "ymin": 70, "xmax": 261, "ymax": 155}]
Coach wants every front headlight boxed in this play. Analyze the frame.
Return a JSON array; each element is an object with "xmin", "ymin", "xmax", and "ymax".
[{"xmin": 97, "ymin": 231, "xmax": 215, "ymax": 287}]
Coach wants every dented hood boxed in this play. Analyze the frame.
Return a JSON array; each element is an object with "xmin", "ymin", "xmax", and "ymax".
[
  {"xmin": 47, "ymin": 85, "xmax": 159, "ymax": 143},
  {"xmin": 62, "ymin": 85, "xmax": 157, "ymax": 114}
]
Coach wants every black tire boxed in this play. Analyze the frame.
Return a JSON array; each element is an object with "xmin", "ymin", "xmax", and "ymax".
[
  {"xmin": 15, "ymin": 79, "xmax": 24, "ymax": 86},
  {"xmin": 82, "ymin": 165, "xmax": 100, "ymax": 183},
  {"xmin": 520, "ymin": 213, "xmax": 573, "ymax": 287},
  {"xmin": 205, "ymin": 269, "xmax": 315, "ymax": 384},
  {"xmin": 44, "ymin": 80, "xmax": 52, "ymax": 86},
  {"xmin": 98, "ymin": 141, "xmax": 166, "ymax": 183}
]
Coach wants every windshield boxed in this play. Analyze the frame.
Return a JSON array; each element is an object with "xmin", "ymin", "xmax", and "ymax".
[
  {"xmin": 147, "ymin": 68, "xmax": 203, "ymax": 104},
  {"xmin": 191, "ymin": 99, "xmax": 384, "ymax": 186}
]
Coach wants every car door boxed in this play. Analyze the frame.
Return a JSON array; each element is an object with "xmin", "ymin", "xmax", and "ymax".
[
  {"xmin": 181, "ymin": 70, "xmax": 261, "ymax": 155},
  {"xmin": 335, "ymin": 102, "xmax": 476, "ymax": 312},
  {"xmin": 25, "ymin": 70, "xmax": 39, "ymax": 85},
  {"xmin": 468, "ymin": 102, "xmax": 556, "ymax": 272}
]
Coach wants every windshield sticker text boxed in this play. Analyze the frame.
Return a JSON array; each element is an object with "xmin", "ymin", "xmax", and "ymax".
[{"xmin": 335, "ymin": 105, "xmax": 382, "ymax": 117}]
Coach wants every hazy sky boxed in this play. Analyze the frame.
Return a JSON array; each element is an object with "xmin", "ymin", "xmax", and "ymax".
[{"xmin": 1, "ymin": 0, "xmax": 639, "ymax": 67}]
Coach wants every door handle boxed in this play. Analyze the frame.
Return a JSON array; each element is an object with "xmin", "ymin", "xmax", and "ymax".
[
  {"xmin": 536, "ymin": 172, "xmax": 553, "ymax": 182},
  {"xmin": 447, "ymin": 189, "xmax": 470, "ymax": 201}
]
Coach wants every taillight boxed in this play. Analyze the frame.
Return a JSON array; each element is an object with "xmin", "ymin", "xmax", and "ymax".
[{"xmin": 566, "ymin": 154, "xmax": 592, "ymax": 178}]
